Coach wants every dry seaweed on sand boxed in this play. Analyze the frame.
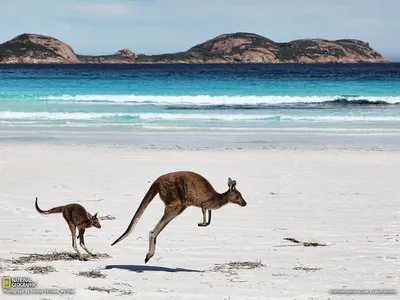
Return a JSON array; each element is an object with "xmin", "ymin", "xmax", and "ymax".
[
  {"xmin": 212, "ymin": 261, "xmax": 265, "ymax": 275},
  {"xmin": 293, "ymin": 265, "xmax": 322, "ymax": 272},
  {"xmin": 87, "ymin": 286, "xmax": 134, "ymax": 296},
  {"xmin": 87, "ymin": 286, "xmax": 118, "ymax": 293},
  {"xmin": 283, "ymin": 237, "xmax": 327, "ymax": 247},
  {"xmin": 9, "ymin": 251, "xmax": 111, "ymax": 264},
  {"xmin": 99, "ymin": 215, "xmax": 116, "ymax": 220},
  {"xmin": 77, "ymin": 269, "xmax": 106, "ymax": 279},
  {"xmin": 283, "ymin": 237, "xmax": 301, "ymax": 244},
  {"xmin": 0, "ymin": 260, "xmax": 20, "ymax": 272},
  {"xmin": 25, "ymin": 265, "xmax": 56, "ymax": 274},
  {"xmin": 302, "ymin": 241, "xmax": 326, "ymax": 247}
]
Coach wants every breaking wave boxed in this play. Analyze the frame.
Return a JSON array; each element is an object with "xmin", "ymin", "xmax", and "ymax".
[
  {"xmin": 34, "ymin": 95, "xmax": 400, "ymax": 107},
  {"xmin": 1, "ymin": 111, "xmax": 400, "ymax": 122}
]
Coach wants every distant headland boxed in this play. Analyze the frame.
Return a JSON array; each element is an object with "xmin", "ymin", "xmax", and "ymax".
[{"xmin": 0, "ymin": 32, "xmax": 389, "ymax": 64}]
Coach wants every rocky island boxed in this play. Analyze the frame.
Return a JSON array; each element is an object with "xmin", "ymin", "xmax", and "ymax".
[{"xmin": 0, "ymin": 32, "xmax": 389, "ymax": 64}]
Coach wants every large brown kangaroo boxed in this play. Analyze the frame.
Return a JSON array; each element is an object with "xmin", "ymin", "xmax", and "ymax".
[
  {"xmin": 35, "ymin": 197, "xmax": 101, "ymax": 259},
  {"xmin": 111, "ymin": 171, "xmax": 247, "ymax": 263}
]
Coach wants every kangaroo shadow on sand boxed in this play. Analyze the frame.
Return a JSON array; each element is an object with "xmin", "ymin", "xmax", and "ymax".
[{"xmin": 105, "ymin": 264, "xmax": 204, "ymax": 273}]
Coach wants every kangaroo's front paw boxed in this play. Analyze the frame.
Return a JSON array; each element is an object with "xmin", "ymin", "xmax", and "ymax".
[{"xmin": 198, "ymin": 222, "xmax": 208, "ymax": 227}]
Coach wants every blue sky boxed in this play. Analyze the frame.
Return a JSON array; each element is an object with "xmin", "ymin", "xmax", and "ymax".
[{"xmin": 0, "ymin": 0, "xmax": 399, "ymax": 60}]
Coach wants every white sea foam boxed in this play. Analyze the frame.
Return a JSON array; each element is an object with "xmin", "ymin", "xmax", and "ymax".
[
  {"xmin": 1, "ymin": 111, "xmax": 400, "ymax": 122},
  {"xmin": 37, "ymin": 95, "xmax": 400, "ymax": 105},
  {"xmin": 3, "ymin": 123, "xmax": 400, "ymax": 134},
  {"xmin": 0, "ymin": 112, "xmax": 124, "ymax": 120}
]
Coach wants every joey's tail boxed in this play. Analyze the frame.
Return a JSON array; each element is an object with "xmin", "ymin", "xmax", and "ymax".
[
  {"xmin": 35, "ymin": 197, "xmax": 65, "ymax": 215},
  {"xmin": 111, "ymin": 181, "xmax": 159, "ymax": 246}
]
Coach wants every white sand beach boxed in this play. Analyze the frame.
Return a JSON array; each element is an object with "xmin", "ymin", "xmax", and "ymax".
[{"xmin": 0, "ymin": 143, "xmax": 399, "ymax": 299}]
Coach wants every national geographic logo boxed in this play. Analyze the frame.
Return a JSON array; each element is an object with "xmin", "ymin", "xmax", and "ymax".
[
  {"xmin": 2, "ymin": 276, "xmax": 37, "ymax": 289},
  {"xmin": 2, "ymin": 276, "xmax": 11, "ymax": 289},
  {"xmin": 2, "ymin": 276, "xmax": 75, "ymax": 295}
]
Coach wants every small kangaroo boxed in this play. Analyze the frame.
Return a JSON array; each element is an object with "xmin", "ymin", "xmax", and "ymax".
[
  {"xmin": 111, "ymin": 171, "xmax": 247, "ymax": 263},
  {"xmin": 35, "ymin": 197, "xmax": 101, "ymax": 259}
]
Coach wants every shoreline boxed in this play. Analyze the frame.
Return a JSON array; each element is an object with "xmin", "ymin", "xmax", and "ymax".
[{"xmin": 1, "ymin": 129, "xmax": 400, "ymax": 151}]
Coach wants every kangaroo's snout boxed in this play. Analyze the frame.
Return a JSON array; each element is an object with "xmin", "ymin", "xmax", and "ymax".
[{"xmin": 241, "ymin": 200, "xmax": 247, "ymax": 207}]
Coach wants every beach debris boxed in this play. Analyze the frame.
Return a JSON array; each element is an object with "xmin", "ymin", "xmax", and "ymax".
[
  {"xmin": 283, "ymin": 237, "xmax": 327, "ymax": 247},
  {"xmin": 284, "ymin": 237, "xmax": 301, "ymax": 244},
  {"xmin": 25, "ymin": 265, "xmax": 56, "ymax": 274},
  {"xmin": 9, "ymin": 251, "xmax": 111, "ymax": 264},
  {"xmin": 212, "ymin": 261, "xmax": 265, "ymax": 275},
  {"xmin": 293, "ymin": 265, "xmax": 322, "ymax": 272},
  {"xmin": 87, "ymin": 286, "xmax": 134, "ymax": 295},
  {"xmin": 0, "ymin": 260, "xmax": 20, "ymax": 272},
  {"xmin": 114, "ymin": 282, "xmax": 132, "ymax": 288},
  {"xmin": 272, "ymin": 272, "xmax": 289, "ymax": 277},
  {"xmin": 302, "ymin": 241, "xmax": 326, "ymax": 247},
  {"xmin": 78, "ymin": 269, "xmax": 106, "ymax": 278},
  {"xmin": 157, "ymin": 288, "xmax": 174, "ymax": 293},
  {"xmin": 87, "ymin": 286, "xmax": 118, "ymax": 293},
  {"xmin": 99, "ymin": 215, "xmax": 116, "ymax": 220}
]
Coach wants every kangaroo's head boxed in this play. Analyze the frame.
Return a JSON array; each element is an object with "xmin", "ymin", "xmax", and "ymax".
[
  {"xmin": 88, "ymin": 212, "xmax": 101, "ymax": 228},
  {"xmin": 226, "ymin": 178, "xmax": 247, "ymax": 207}
]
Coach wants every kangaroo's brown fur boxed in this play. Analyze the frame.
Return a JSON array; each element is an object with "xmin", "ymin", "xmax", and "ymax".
[
  {"xmin": 35, "ymin": 197, "xmax": 101, "ymax": 259},
  {"xmin": 111, "ymin": 171, "xmax": 247, "ymax": 263}
]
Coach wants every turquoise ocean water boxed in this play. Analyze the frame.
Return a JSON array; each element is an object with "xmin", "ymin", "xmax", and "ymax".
[{"xmin": 1, "ymin": 64, "xmax": 400, "ymax": 145}]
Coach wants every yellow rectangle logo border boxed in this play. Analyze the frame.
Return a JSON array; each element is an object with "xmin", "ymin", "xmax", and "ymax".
[{"xmin": 2, "ymin": 276, "xmax": 11, "ymax": 289}]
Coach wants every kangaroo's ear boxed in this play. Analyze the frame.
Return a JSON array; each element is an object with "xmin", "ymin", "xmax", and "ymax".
[
  {"xmin": 93, "ymin": 212, "xmax": 98, "ymax": 218},
  {"xmin": 231, "ymin": 180, "xmax": 236, "ymax": 189},
  {"xmin": 228, "ymin": 178, "xmax": 236, "ymax": 190}
]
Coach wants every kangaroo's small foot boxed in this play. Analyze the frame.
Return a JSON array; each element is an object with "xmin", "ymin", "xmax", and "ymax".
[
  {"xmin": 84, "ymin": 251, "xmax": 96, "ymax": 257},
  {"xmin": 199, "ymin": 209, "xmax": 211, "ymax": 227},
  {"xmin": 78, "ymin": 255, "xmax": 88, "ymax": 261},
  {"xmin": 198, "ymin": 222, "xmax": 209, "ymax": 227},
  {"xmin": 74, "ymin": 246, "xmax": 87, "ymax": 261},
  {"xmin": 144, "ymin": 253, "xmax": 152, "ymax": 264}
]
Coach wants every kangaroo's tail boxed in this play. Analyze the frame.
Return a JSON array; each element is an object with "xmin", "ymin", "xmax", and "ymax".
[
  {"xmin": 111, "ymin": 180, "xmax": 159, "ymax": 246},
  {"xmin": 35, "ymin": 197, "xmax": 65, "ymax": 215}
]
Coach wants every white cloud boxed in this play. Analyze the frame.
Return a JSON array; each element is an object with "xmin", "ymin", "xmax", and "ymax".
[{"xmin": 72, "ymin": 2, "xmax": 134, "ymax": 18}]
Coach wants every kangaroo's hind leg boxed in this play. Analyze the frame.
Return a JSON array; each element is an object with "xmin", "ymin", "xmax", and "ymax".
[
  {"xmin": 145, "ymin": 205, "xmax": 187, "ymax": 264},
  {"xmin": 78, "ymin": 228, "xmax": 95, "ymax": 256},
  {"xmin": 68, "ymin": 222, "xmax": 81, "ymax": 258}
]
